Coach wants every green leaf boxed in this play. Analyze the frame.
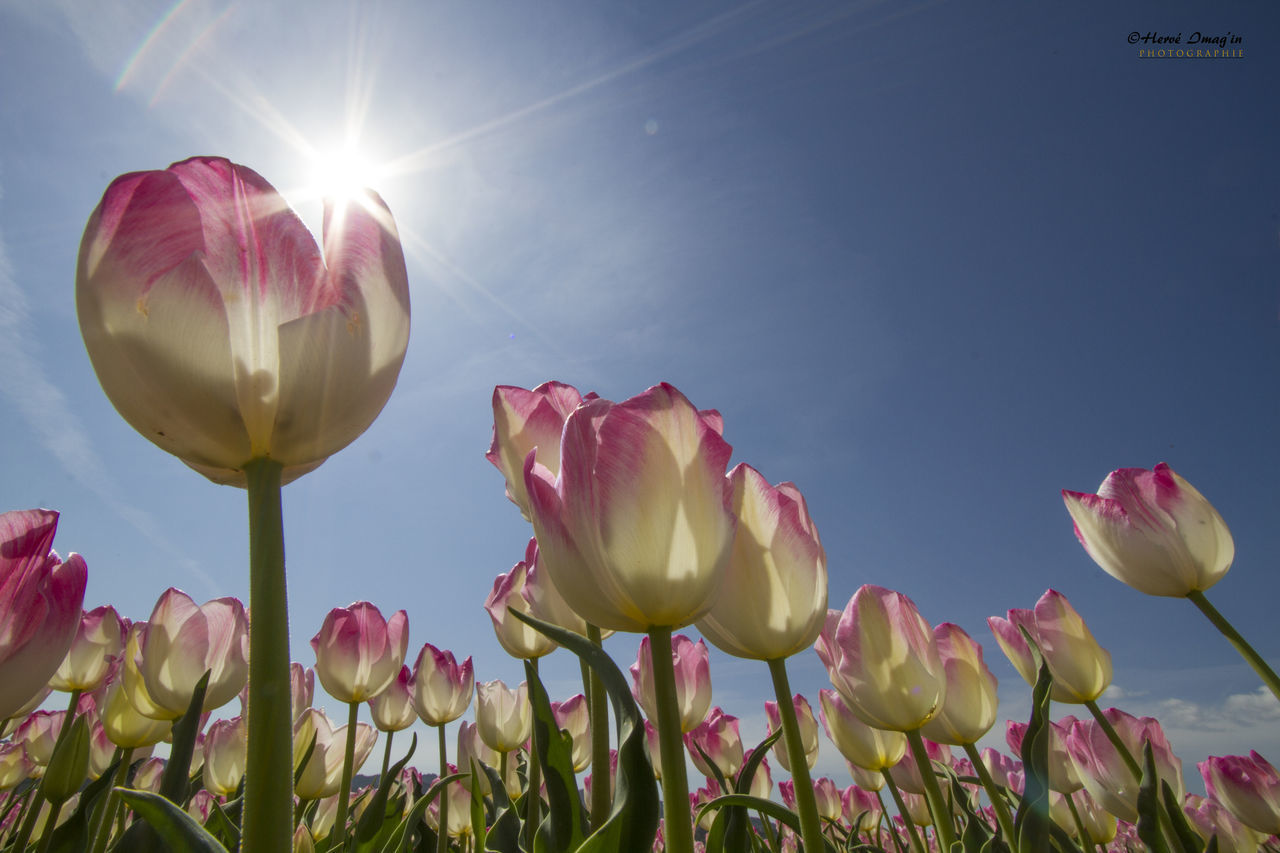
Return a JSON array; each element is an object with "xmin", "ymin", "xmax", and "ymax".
[
  {"xmin": 524, "ymin": 659, "xmax": 588, "ymax": 853},
  {"xmin": 470, "ymin": 758, "xmax": 491, "ymax": 851},
  {"xmin": 1135, "ymin": 741, "xmax": 1172, "ymax": 853},
  {"xmin": 1160, "ymin": 779, "xmax": 1205, "ymax": 853},
  {"xmin": 1012, "ymin": 659, "xmax": 1052, "ymax": 853},
  {"xmin": 162, "ymin": 670, "xmax": 211, "ymax": 806},
  {"xmin": 376, "ymin": 772, "xmax": 465, "ymax": 853},
  {"xmin": 353, "ymin": 734, "xmax": 419, "ymax": 852},
  {"xmin": 43, "ymin": 715, "xmax": 92, "ymax": 805},
  {"xmin": 205, "ymin": 797, "xmax": 242, "ymax": 852},
  {"xmin": 44, "ymin": 755, "xmax": 121, "ymax": 853},
  {"xmin": 510, "ymin": 610, "xmax": 660, "ymax": 853},
  {"xmin": 114, "ymin": 788, "xmax": 228, "ymax": 853},
  {"xmin": 479, "ymin": 761, "xmax": 522, "ymax": 853}
]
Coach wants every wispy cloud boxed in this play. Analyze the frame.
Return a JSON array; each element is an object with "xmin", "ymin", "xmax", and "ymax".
[{"xmin": 0, "ymin": 226, "xmax": 217, "ymax": 595}]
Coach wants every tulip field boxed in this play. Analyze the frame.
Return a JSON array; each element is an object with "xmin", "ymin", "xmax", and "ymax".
[{"xmin": 1, "ymin": 156, "xmax": 1277, "ymax": 853}]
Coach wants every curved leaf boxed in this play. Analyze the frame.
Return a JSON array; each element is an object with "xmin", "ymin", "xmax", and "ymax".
[{"xmin": 114, "ymin": 788, "xmax": 228, "ymax": 853}]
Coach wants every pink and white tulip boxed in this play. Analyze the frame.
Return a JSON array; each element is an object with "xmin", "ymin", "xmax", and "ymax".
[
  {"xmin": 828, "ymin": 585, "xmax": 946, "ymax": 732},
  {"xmin": 684, "ymin": 707, "xmax": 743, "ymax": 779},
  {"xmin": 1065, "ymin": 709, "xmax": 1183, "ymax": 822},
  {"xmin": 1007, "ymin": 716, "xmax": 1081, "ymax": 793},
  {"xmin": 410, "ymin": 643, "xmax": 473, "ymax": 726},
  {"xmin": 1183, "ymin": 792, "xmax": 1263, "ymax": 853},
  {"xmin": 49, "ymin": 605, "xmax": 124, "ymax": 693},
  {"xmin": 100, "ymin": 679, "xmax": 170, "ymax": 749},
  {"xmin": 484, "ymin": 549, "xmax": 557, "ymax": 659},
  {"xmin": 766, "ymin": 694, "xmax": 819, "ymax": 771},
  {"xmin": 551, "ymin": 693, "xmax": 592, "ymax": 772},
  {"xmin": 920, "ymin": 622, "xmax": 999, "ymax": 746},
  {"xmin": 76, "ymin": 156, "xmax": 411, "ymax": 486},
  {"xmin": 1199, "ymin": 751, "xmax": 1280, "ymax": 835},
  {"xmin": 293, "ymin": 708, "xmax": 377, "ymax": 800},
  {"xmin": 631, "ymin": 634, "xmax": 712, "ymax": 732},
  {"xmin": 475, "ymin": 679, "xmax": 531, "ymax": 754},
  {"xmin": 310, "ymin": 601, "xmax": 408, "ymax": 704},
  {"xmin": 487, "ymin": 382, "xmax": 590, "ymax": 519},
  {"xmin": 0, "ymin": 509, "xmax": 88, "ymax": 719},
  {"xmin": 1062, "ymin": 463, "xmax": 1233, "ymax": 597},
  {"xmin": 695, "ymin": 464, "xmax": 827, "ymax": 661},
  {"xmin": 818, "ymin": 688, "xmax": 906, "ymax": 771},
  {"xmin": 988, "ymin": 592, "xmax": 1112, "ymax": 704},
  {"xmin": 368, "ymin": 666, "xmax": 416, "ymax": 732},
  {"xmin": 524, "ymin": 382, "xmax": 735, "ymax": 632},
  {"xmin": 204, "ymin": 715, "xmax": 248, "ymax": 797},
  {"xmin": 139, "ymin": 588, "xmax": 249, "ymax": 718}
]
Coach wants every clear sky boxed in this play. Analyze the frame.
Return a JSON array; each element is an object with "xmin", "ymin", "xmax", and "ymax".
[{"xmin": 1, "ymin": 0, "xmax": 1276, "ymax": 794}]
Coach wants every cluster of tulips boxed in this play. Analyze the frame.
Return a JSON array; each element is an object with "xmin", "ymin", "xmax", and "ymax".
[{"xmin": 0, "ymin": 156, "xmax": 1274, "ymax": 852}]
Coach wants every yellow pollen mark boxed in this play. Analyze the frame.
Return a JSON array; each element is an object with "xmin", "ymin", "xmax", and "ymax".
[
  {"xmin": 346, "ymin": 310, "xmax": 363, "ymax": 338},
  {"xmin": 136, "ymin": 296, "xmax": 149, "ymax": 318}
]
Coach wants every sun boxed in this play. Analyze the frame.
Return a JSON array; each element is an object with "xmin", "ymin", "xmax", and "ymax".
[{"xmin": 305, "ymin": 145, "xmax": 384, "ymax": 208}]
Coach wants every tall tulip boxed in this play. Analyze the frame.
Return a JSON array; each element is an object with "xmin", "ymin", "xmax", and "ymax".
[
  {"xmin": 311, "ymin": 602, "xmax": 408, "ymax": 704},
  {"xmin": 413, "ymin": 643, "xmax": 473, "ymax": 853},
  {"xmin": 77, "ymin": 156, "xmax": 410, "ymax": 851},
  {"xmin": 486, "ymin": 382, "xmax": 589, "ymax": 520},
  {"xmin": 0, "ymin": 510, "xmax": 88, "ymax": 720}
]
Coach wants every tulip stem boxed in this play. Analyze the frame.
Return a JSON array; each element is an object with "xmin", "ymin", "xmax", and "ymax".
[
  {"xmin": 331, "ymin": 700, "xmax": 360, "ymax": 852},
  {"xmin": 961, "ymin": 742, "xmax": 1015, "ymax": 842},
  {"xmin": 881, "ymin": 768, "xmax": 926, "ymax": 853},
  {"xmin": 380, "ymin": 730, "xmax": 395, "ymax": 788},
  {"xmin": 1082, "ymin": 700, "xmax": 1142, "ymax": 780},
  {"xmin": 1186, "ymin": 590, "xmax": 1280, "ymax": 703},
  {"xmin": 873, "ymin": 789, "xmax": 899, "ymax": 853},
  {"xmin": 525, "ymin": 656, "xmax": 542, "ymax": 850},
  {"xmin": 766, "ymin": 658, "xmax": 825, "ymax": 853},
  {"xmin": 648, "ymin": 626, "xmax": 694, "ymax": 853},
  {"xmin": 242, "ymin": 457, "xmax": 293, "ymax": 853},
  {"xmin": 88, "ymin": 747, "xmax": 133, "ymax": 853},
  {"xmin": 1063, "ymin": 790, "xmax": 1098, "ymax": 853},
  {"xmin": 905, "ymin": 728, "xmax": 956, "ymax": 851},
  {"xmin": 436, "ymin": 723, "xmax": 449, "ymax": 853},
  {"xmin": 585, "ymin": 623, "xmax": 610, "ymax": 830}
]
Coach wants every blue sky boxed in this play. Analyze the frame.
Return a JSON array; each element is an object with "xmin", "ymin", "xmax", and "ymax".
[{"xmin": 1, "ymin": 0, "xmax": 1277, "ymax": 794}]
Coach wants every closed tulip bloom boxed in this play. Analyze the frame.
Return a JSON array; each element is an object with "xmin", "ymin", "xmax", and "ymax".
[
  {"xmin": 739, "ymin": 747, "xmax": 773, "ymax": 799},
  {"xmin": 1007, "ymin": 717, "xmax": 1081, "ymax": 793},
  {"xmin": 0, "ymin": 510, "xmax": 88, "ymax": 719},
  {"xmin": 1065, "ymin": 709, "xmax": 1184, "ymax": 822},
  {"xmin": 100, "ymin": 680, "xmax": 170, "ymax": 749},
  {"xmin": 988, "ymin": 607, "xmax": 1086, "ymax": 703},
  {"xmin": 920, "ymin": 622, "xmax": 999, "ymax": 745},
  {"xmin": 766, "ymin": 694, "xmax": 819, "ymax": 771},
  {"xmin": 1032, "ymin": 590, "xmax": 1112, "ymax": 702},
  {"xmin": 696, "ymin": 464, "xmax": 827, "ymax": 660},
  {"xmin": 49, "ymin": 605, "xmax": 124, "ymax": 693},
  {"xmin": 140, "ymin": 588, "xmax": 249, "ymax": 718},
  {"xmin": 524, "ymin": 383, "xmax": 735, "ymax": 632},
  {"xmin": 1062, "ymin": 463, "xmax": 1233, "ymax": 597},
  {"xmin": 368, "ymin": 666, "xmax": 416, "ymax": 732},
  {"xmin": 0, "ymin": 741, "xmax": 34, "ymax": 789},
  {"xmin": 475, "ymin": 680, "xmax": 531, "ymax": 754},
  {"xmin": 410, "ymin": 643, "xmax": 473, "ymax": 725},
  {"xmin": 1184, "ymin": 793, "xmax": 1263, "ymax": 853},
  {"xmin": 818, "ymin": 688, "xmax": 906, "ymax": 771},
  {"xmin": 631, "ymin": 634, "xmax": 712, "ymax": 732},
  {"xmin": 843, "ymin": 785, "xmax": 881, "ymax": 833},
  {"xmin": 310, "ymin": 601, "xmax": 408, "ymax": 703},
  {"xmin": 76, "ymin": 157, "xmax": 411, "ymax": 487},
  {"xmin": 484, "ymin": 554, "xmax": 556, "ymax": 659},
  {"xmin": 1199, "ymin": 751, "xmax": 1280, "ymax": 835},
  {"xmin": 830, "ymin": 585, "xmax": 946, "ymax": 732},
  {"xmin": 887, "ymin": 738, "xmax": 951, "ymax": 795},
  {"xmin": 487, "ymin": 382, "xmax": 589, "ymax": 519},
  {"xmin": 551, "ymin": 694, "xmax": 591, "ymax": 772},
  {"xmin": 291, "ymin": 663, "xmax": 315, "ymax": 723},
  {"xmin": 293, "ymin": 708, "xmax": 377, "ymax": 799},
  {"xmin": 684, "ymin": 707, "xmax": 743, "ymax": 779},
  {"xmin": 204, "ymin": 715, "xmax": 248, "ymax": 797},
  {"xmin": 15, "ymin": 710, "xmax": 61, "ymax": 769},
  {"xmin": 135, "ymin": 756, "xmax": 166, "ymax": 792},
  {"xmin": 643, "ymin": 720, "xmax": 663, "ymax": 780}
]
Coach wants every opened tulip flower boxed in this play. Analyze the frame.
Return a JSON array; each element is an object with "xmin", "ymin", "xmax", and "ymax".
[
  {"xmin": 311, "ymin": 601, "xmax": 408, "ymax": 704},
  {"xmin": 293, "ymin": 708, "xmax": 377, "ymax": 800},
  {"xmin": 139, "ymin": 588, "xmax": 248, "ymax": 718},
  {"xmin": 0, "ymin": 509, "xmax": 88, "ymax": 720}
]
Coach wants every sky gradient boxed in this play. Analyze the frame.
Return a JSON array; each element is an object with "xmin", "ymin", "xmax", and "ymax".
[{"xmin": 1, "ymin": 0, "xmax": 1277, "ymax": 793}]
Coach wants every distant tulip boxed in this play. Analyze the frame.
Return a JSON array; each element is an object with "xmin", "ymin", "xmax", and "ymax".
[
  {"xmin": 829, "ymin": 585, "xmax": 946, "ymax": 732},
  {"xmin": 290, "ymin": 663, "xmax": 315, "ymax": 723},
  {"xmin": 1065, "ymin": 709, "xmax": 1183, "ymax": 822},
  {"xmin": 766, "ymin": 694, "xmax": 819, "ymax": 771},
  {"xmin": 1032, "ymin": 590, "xmax": 1112, "ymax": 702},
  {"xmin": 843, "ymin": 785, "xmax": 881, "ymax": 833},
  {"xmin": 0, "ymin": 509, "xmax": 88, "ymax": 719},
  {"xmin": 49, "ymin": 605, "xmax": 124, "ymax": 693},
  {"xmin": 818, "ymin": 688, "xmax": 907, "ymax": 771},
  {"xmin": 979, "ymin": 747, "xmax": 1021, "ymax": 791},
  {"xmin": 368, "ymin": 666, "xmax": 416, "ymax": 732},
  {"xmin": 1062, "ymin": 463, "xmax": 1233, "ymax": 597},
  {"xmin": 135, "ymin": 756, "xmax": 165, "ymax": 792},
  {"xmin": 1199, "ymin": 751, "xmax": 1280, "ymax": 835},
  {"xmin": 684, "ymin": 707, "xmax": 743, "ymax": 779},
  {"xmin": 1007, "ymin": 716, "xmax": 1081, "ymax": 793},
  {"xmin": 0, "ymin": 741, "xmax": 33, "ymax": 789},
  {"xmin": 100, "ymin": 679, "xmax": 170, "ymax": 749},
  {"xmin": 524, "ymin": 382, "xmax": 735, "ymax": 632},
  {"xmin": 310, "ymin": 602, "xmax": 408, "ymax": 704},
  {"xmin": 920, "ymin": 622, "xmax": 999, "ymax": 745},
  {"xmin": 76, "ymin": 156, "xmax": 411, "ymax": 487},
  {"xmin": 551, "ymin": 694, "xmax": 591, "ymax": 772},
  {"xmin": 487, "ymin": 382, "xmax": 589, "ymax": 519},
  {"xmin": 204, "ymin": 715, "xmax": 248, "ymax": 796},
  {"xmin": 887, "ymin": 738, "xmax": 951, "ymax": 795},
  {"xmin": 15, "ymin": 711, "xmax": 61, "ymax": 770},
  {"xmin": 410, "ymin": 643, "xmax": 473, "ymax": 726},
  {"xmin": 631, "ymin": 634, "xmax": 712, "ymax": 732},
  {"xmin": 781, "ymin": 777, "xmax": 842, "ymax": 823},
  {"xmin": 476, "ymin": 680, "xmax": 531, "ymax": 754},
  {"xmin": 484, "ymin": 553, "xmax": 556, "ymax": 659},
  {"xmin": 139, "ymin": 588, "xmax": 249, "ymax": 718},
  {"xmin": 293, "ymin": 708, "xmax": 376, "ymax": 800},
  {"xmin": 696, "ymin": 464, "xmax": 827, "ymax": 660},
  {"xmin": 1184, "ymin": 792, "xmax": 1263, "ymax": 853}
]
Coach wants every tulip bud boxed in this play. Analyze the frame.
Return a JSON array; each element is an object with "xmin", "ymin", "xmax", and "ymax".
[
  {"xmin": 817, "ymin": 688, "xmax": 906, "ymax": 771},
  {"xmin": 203, "ymin": 715, "xmax": 248, "ymax": 797},
  {"xmin": 631, "ymin": 634, "xmax": 712, "ymax": 733},
  {"xmin": 484, "ymin": 553, "xmax": 556, "ymax": 660},
  {"xmin": 551, "ymin": 694, "xmax": 591, "ymax": 773},
  {"xmin": 42, "ymin": 715, "xmax": 90, "ymax": 804},
  {"xmin": 765, "ymin": 694, "xmax": 819, "ymax": 771},
  {"xmin": 1062, "ymin": 463, "xmax": 1233, "ymax": 597},
  {"xmin": 475, "ymin": 680, "xmax": 531, "ymax": 754},
  {"xmin": 1032, "ymin": 590, "xmax": 1112, "ymax": 703},
  {"xmin": 368, "ymin": 666, "xmax": 416, "ymax": 732},
  {"xmin": 684, "ymin": 707, "xmax": 743, "ymax": 779},
  {"xmin": 49, "ymin": 606, "xmax": 124, "ymax": 693},
  {"xmin": 310, "ymin": 602, "xmax": 409, "ymax": 704},
  {"xmin": 919, "ymin": 623, "xmax": 999, "ymax": 745},
  {"xmin": 411, "ymin": 643, "xmax": 473, "ymax": 726}
]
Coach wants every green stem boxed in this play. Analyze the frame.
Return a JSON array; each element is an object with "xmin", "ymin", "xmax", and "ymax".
[
  {"xmin": 873, "ymin": 789, "xmax": 900, "ymax": 853},
  {"xmin": 331, "ymin": 700, "xmax": 360, "ymax": 852},
  {"xmin": 1064, "ymin": 790, "xmax": 1097, "ymax": 853},
  {"xmin": 436, "ymin": 723, "xmax": 449, "ymax": 853},
  {"xmin": 1083, "ymin": 700, "xmax": 1142, "ymax": 780},
  {"xmin": 881, "ymin": 768, "xmax": 925, "ymax": 853},
  {"xmin": 88, "ymin": 747, "xmax": 133, "ymax": 853},
  {"xmin": 242, "ymin": 457, "xmax": 293, "ymax": 853},
  {"xmin": 766, "ymin": 658, "xmax": 824, "ymax": 853},
  {"xmin": 648, "ymin": 626, "xmax": 694, "ymax": 853},
  {"xmin": 1187, "ymin": 590, "xmax": 1280, "ymax": 703},
  {"xmin": 585, "ymin": 623, "xmax": 610, "ymax": 830},
  {"xmin": 961, "ymin": 741, "xmax": 1015, "ymax": 842},
  {"xmin": 525, "ymin": 657, "xmax": 542, "ymax": 850},
  {"xmin": 380, "ymin": 729, "xmax": 395, "ymax": 789},
  {"xmin": 905, "ymin": 728, "xmax": 956, "ymax": 851}
]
